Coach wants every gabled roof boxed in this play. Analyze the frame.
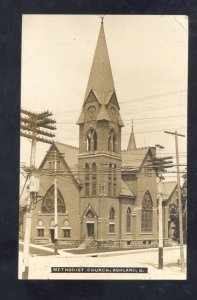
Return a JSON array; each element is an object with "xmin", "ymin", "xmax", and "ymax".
[
  {"xmin": 119, "ymin": 180, "xmax": 136, "ymax": 198},
  {"xmin": 96, "ymin": 104, "xmax": 110, "ymax": 121},
  {"xmin": 161, "ymin": 181, "xmax": 177, "ymax": 201},
  {"xmin": 82, "ymin": 203, "xmax": 98, "ymax": 218},
  {"xmin": 121, "ymin": 147, "xmax": 150, "ymax": 170},
  {"xmin": 118, "ymin": 112, "xmax": 124, "ymax": 127},
  {"xmin": 54, "ymin": 142, "xmax": 79, "ymax": 181},
  {"xmin": 83, "ymin": 21, "xmax": 115, "ymax": 106},
  {"xmin": 39, "ymin": 142, "xmax": 79, "ymax": 182},
  {"xmin": 76, "ymin": 109, "xmax": 85, "ymax": 125}
]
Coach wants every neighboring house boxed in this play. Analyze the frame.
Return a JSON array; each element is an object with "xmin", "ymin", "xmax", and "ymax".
[
  {"xmin": 21, "ymin": 20, "xmax": 177, "ymax": 249},
  {"xmin": 161, "ymin": 181, "xmax": 178, "ymax": 242}
]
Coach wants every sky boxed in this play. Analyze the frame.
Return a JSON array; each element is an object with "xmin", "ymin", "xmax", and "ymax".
[{"xmin": 20, "ymin": 14, "xmax": 188, "ymax": 185}]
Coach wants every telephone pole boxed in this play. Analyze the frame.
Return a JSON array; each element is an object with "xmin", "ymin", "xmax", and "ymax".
[
  {"xmin": 54, "ymin": 150, "xmax": 58, "ymax": 254},
  {"xmin": 147, "ymin": 150, "xmax": 173, "ymax": 269},
  {"xmin": 46, "ymin": 150, "xmax": 64, "ymax": 254},
  {"xmin": 164, "ymin": 130, "xmax": 185, "ymax": 272},
  {"xmin": 20, "ymin": 109, "xmax": 56, "ymax": 279}
]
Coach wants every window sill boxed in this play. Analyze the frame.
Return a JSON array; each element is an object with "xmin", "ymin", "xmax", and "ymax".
[
  {"xmin": 39, "ymin": 213, "xmax": 67, "ymax": 216},
  {"xmin": 140, "ymin": 232, "xmax": 153, "ymax": 235},
  {"xmin": 108, "ymin": 233, "xmax": 116, "ymax": 235}
]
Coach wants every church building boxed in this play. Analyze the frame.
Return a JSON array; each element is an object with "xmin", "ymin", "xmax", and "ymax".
[{"xmin": 26, "ymin": 20, "xmax": 177, "ymax": 249}]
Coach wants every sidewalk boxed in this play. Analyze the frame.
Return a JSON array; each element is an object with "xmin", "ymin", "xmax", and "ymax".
[{"xmin": 18, "ymin": 245, "xmax": 187, "ymax": 280}]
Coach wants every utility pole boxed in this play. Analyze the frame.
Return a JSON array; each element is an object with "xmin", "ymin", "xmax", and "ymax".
[
  {"xmin": 157, "ymin": 173, "xmax": 163, "ymax": 269},
  {"xmin": 20, "ymin": 109, "xmax": 56, "ymax": 279},
  {"xmin": 54, "ymin": 150, "xmax": 58, "ymax": 255},
  {"xmin": 164, "ymin": 130, "xmax": 185, "ymax": 272},
  {"xmin": 147, "ymin": 151, "xmax": 173, "ymax": 269},
  {"xmin": 46, "ymin": 150, "xmax": 64, "ymax": 254}
]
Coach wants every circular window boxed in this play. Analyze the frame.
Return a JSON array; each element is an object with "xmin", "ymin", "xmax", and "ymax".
[{"xmin": 87, "ymin": 106, "xmax": 96, "ymax": 118}]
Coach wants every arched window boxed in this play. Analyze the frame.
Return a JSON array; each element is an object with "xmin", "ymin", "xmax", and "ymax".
[
  {"xmin": 92, "ymin": 163, "xmax": 97, "ymax": 196},
  {"xmin": 108, "ymin": 129, "xmax": 116, "ymax": 152},
  {"xmin": 85, "ymin": 163, "xmax": 90, "ymax": 196},
  {"xmin": 86, "ymin": 128, "xmax": 97, "ymax": 151},
  {"xmin": 126, "ymin": 207, "xmax": 131, "ymax": 233},
  {"xmin": 109, "ymin": 207, "xmax": 115, "ymax": 220},
  {"xmin": 109, "ymin": 207, "xmax": 115, "ymax": 233},
  {"xmin": 113, "ymin": 164, "xmax": 116, "ymax": 196},
  {"xmin": 108, "ymin": 163, "xmax": 112, "ymax": 196},
  {"xmin": 41, "ymin": 185, "xmax": 66, "ymax": 213},
  {"xmin": 141, "ymin": 191, "xmax": 153, "ymax": 232}
]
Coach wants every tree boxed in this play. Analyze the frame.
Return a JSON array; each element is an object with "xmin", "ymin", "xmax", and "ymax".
[{"xmin": 169, "ymin": 171, "xmax": 187, "ymax": 244}]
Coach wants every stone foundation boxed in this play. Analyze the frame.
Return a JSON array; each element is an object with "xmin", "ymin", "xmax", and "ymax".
[
  {"xmin": 94, "ymin": 239, "xmax": 159, "ymax": 249},
  {"xmin": 30, "ymin": 237, "xmax": 170, "ymax": 249},
  {"xmin": 57, "ymin": 240, "xmax": 80, "ymax": 248}
]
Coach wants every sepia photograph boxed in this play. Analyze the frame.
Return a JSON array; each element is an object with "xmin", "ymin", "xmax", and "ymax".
[{"xmin": 19, "ymin": 15, "xmax": 187, "ymax": 280}]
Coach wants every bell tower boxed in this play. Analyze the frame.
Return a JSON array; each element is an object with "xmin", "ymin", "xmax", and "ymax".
[{"xmin": 77, "ymin": 19, "xmax": 124, "ymax": 198}]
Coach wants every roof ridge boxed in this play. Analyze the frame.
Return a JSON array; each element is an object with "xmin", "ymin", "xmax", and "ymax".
[
  {"xmin": 121, "ymin": 147, "xmax": 149, "ymax": 152},
  {"xmin": 162, "ymin": 181, "xmax": 177, "ymax": 184},
  {"xmin": 54, "ymin": 141, "xmax": 79, "ymax": 149}
]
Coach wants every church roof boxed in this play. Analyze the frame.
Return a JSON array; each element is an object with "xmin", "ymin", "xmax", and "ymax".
[
  {"xmin": 54, "ymin": 142, "xmax": 79, "ymax": 181},
  {"xmin": 83, "ymin": 21, "xmax": 115, "ymax": 106},
  {"xmin": 121, "ymin": 147, "xmax": 149, "ymax": 170},
  {"xmin": 161, "ymin": 181, "xmax": 177, "ymax": 201},
  {"xmin": 119, "ymin": 180, "xmax": 135, "ymax": 198}
]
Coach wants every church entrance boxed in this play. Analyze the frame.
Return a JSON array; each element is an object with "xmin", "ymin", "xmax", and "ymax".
[
  {"xmin": 86, "ymin": 223, "xmax": 94, "ymax": 238},
  {"xmin": 50, "ymin": 229, "xmax": 55, "ymax": 243}
]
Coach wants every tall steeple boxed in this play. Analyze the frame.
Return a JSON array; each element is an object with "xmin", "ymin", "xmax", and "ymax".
[
  {"xmin": 83, "ymin": 18, "xmax": 115, "ymax": 105},
  {"xmin": 127, "ymin": 121, "xmax": 136, "ymax": 151},
  {"xmin": 77, "ymin": 18, "xmax": 123, "ymax": 200}
]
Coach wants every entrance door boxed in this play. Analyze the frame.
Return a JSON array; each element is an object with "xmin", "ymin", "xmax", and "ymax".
[
  {"xmin": 50, "ymin": 229, "xmax": 55, "ymax": 243},
  {"xmin": 87, "ymin": 223, "xmax": 94, "ymax": 238}
]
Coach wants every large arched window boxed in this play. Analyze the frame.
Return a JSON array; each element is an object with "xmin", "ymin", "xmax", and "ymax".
[
  {"xmin": 126, "ymin": 207, "xmax": 132, "ymax": 233},
  {"xmin": 109, "ymin": 207, "xmax": 115, "ymax": 220},
  {"xmin": 41, "ymin": 185, "xmax": 66, "ymax": 213},
  {"xmin": 108, "ymin": 129, "xmax": 116, "ymax": 152},
  {"xmin": 92, "ymin": 163, "xmax": 97, "ymax": 196},
  {"xmin": 86, "ymin": 128, "xmax": 97, "ymax": 151},
  {"xmin": 85, "ymin": 163, "xmax": 90, "ymax": 196},
  {"xmin": 109, "ymin": 207, "xmax": 115, "ymax": 233},
  {"xmin": 108, "ymin": 163, "xmax": 112, "ymax": 196},
  {"xmin": 141, "ymin": 191, "xmax": 153, "ymax": 232}
]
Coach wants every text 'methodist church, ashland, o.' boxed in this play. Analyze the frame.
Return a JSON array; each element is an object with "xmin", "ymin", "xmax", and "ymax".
[{"xmin": 22, "ymin": 20, "xmax": 178, "ymax": 249}]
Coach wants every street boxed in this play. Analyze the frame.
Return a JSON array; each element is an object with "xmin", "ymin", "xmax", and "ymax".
[{"xmin": 18, "ymin": 245, "xmax": 187, "ymax": 280}]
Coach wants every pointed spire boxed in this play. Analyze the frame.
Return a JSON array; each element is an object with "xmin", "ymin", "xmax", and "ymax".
[
  {"xmin": 83, "ymin": 18, "xmax": 115, "ymax": 106},
  {"xmin": 127, "ymin": 121, "xmax": 136, "ymax": 151}
]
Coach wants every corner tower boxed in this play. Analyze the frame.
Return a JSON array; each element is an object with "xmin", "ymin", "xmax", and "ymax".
[{"xmin": 77, "ymin": 19, "xmax": 124, "ymax": 199}]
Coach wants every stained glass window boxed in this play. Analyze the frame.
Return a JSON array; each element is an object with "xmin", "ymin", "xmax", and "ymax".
[
  {"xmin": 126, "ymin": 207, "xmax": 131, "ymax": 233},
  {"xmin": 92, "ymin": 163, "xmax": 97, "ymax": 196},
  {"xmin": 41, "ymin": 185, "xmax": 66, "ymax": 213},
  {"xmin": 141, "ymin": 191, "xmax": 153, "ymax": 232}
]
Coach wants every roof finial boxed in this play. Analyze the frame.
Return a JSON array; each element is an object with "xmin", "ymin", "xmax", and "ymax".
[
  {"xmin": 132, "ymin": 120, "xmax": 134, "ymax": 130},
  {"xmin": 100, "ymin": 15, "xmax": 104, "ymax": 24}
]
